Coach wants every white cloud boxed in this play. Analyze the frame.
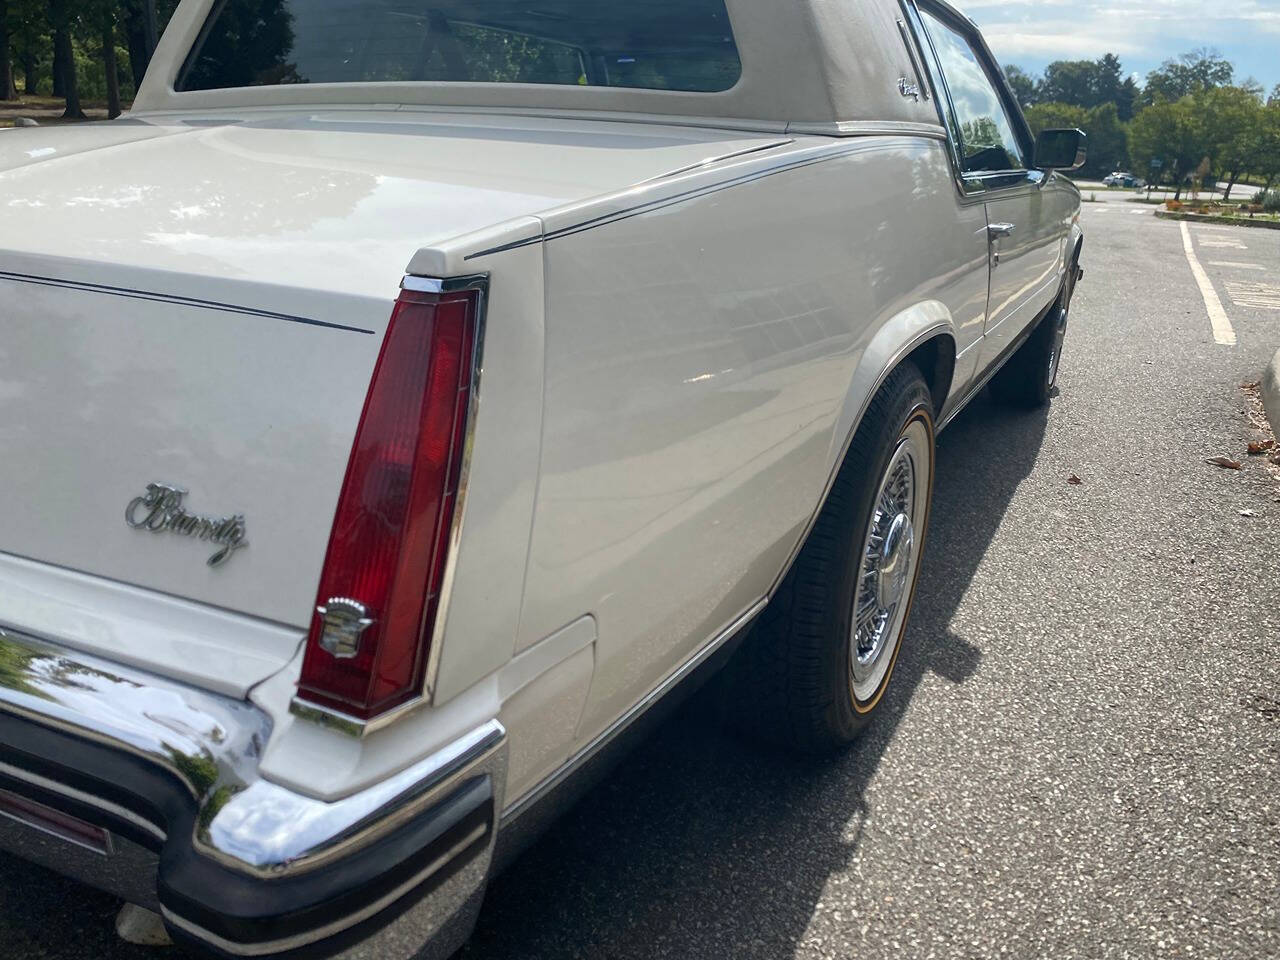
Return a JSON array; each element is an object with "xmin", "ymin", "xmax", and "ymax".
[{"xmin": 960, "ymin": 0, "xmax": 1280, "ymax": 86}]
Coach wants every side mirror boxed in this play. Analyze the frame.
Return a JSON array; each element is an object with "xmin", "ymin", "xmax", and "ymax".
[{"xmin": 1033, "ymin": 128, "xmax": 1086, "ymax": 171}]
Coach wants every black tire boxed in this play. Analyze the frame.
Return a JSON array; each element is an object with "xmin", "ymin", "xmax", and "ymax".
[
  {"xmin": 729, "ymin": 363, "xmax": 935, "ymax": 753},
  {"xmin": 990, "ymin": 259, "xmax": 1079, "ymax": 408}
]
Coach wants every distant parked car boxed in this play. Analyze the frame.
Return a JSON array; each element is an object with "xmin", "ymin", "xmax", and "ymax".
[{"xmin": 1103, "ymin": 172, "xmax": 1144, "ymax": 188}]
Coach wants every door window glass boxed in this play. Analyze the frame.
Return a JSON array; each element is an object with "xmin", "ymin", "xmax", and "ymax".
[{"xmin": 920, "ymin": 10, "xmax": 1025, "ymax": 174}]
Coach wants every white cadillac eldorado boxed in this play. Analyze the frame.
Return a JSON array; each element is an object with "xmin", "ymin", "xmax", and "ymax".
[{"xmin": 0, "ymin": 0, "xmax": 1084, "ymax": 956}]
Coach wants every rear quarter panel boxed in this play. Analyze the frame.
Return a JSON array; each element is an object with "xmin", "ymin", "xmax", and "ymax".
[{"xmin": 517, "ymin": 135, "xmax": 989, "ymax": 745}]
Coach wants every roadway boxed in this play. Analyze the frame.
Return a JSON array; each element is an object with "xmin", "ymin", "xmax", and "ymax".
[{"xmin": 3, "ymin": 192, "xmax": 1277, "ymax": 960}]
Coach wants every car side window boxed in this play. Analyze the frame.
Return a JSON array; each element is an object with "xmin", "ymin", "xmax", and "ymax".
[{"xmin": 918, "ymin": 9, "xmax": 1026, "ymax": 175}]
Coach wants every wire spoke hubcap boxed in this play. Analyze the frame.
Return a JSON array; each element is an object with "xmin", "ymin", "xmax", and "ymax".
[{"xmin": 849, "ymin": 423, "xmax": 929, "ymax": 704}]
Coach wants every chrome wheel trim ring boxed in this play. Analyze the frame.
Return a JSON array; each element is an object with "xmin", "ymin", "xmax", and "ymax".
[
  {"xmin": 1049, "ymin": 277, "xmax": 1074, "ymax": 388},
  {"xmin": 849, "ymin": 419, "xmax": 930, "ymax": 705}
]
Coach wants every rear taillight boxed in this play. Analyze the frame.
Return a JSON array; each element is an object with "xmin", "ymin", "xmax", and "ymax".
[{"xmin": 296, "ymin": 283, "xmax": 480, "ymax": 722}]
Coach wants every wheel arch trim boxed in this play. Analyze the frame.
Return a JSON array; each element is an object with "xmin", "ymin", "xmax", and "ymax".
[{"xmin": 766, "ymin": 304, "xmax": 955, "ymax": 600}]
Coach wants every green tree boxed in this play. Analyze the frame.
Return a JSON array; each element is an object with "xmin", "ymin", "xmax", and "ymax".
[
  {"xmin": 1196, "ymin": 85, "xmax": 1265, "ymax": 199},
  {"xmin": 1, "ymin": 0, "xmax": 18, "ymax": 98},
  {"xmin": 1083, "ymin": 102, "xmax": 1128, "ymax": 177},
  {"xmin": 10, "ymin": 0, "xmax": 46, "ymax": 93},
  {"xmin": 1024, "ymin": 101, "xmax": 1088, "ymax": 136},
  {"xmin": 1003, "ymin": 63, "xmax": 1037, "ymax": 108},
  {"xmin": 1117, "ymin": 75, "xmax": 1140, "ymax": 121},
  {"xmin": 1039, "ymin": 60, "xmax": 1097, "ymax": 107},
  {"xmin": 1129, "ymin": 98, "xmax": 1202, "ymax": 198},
  {"xmin": 1093, "ymin": 53, "xmax": 1123, "ymax": 105},
  {"xmin": 1255, "ymin": 102, "xmax": 1280, "ymax": 192},
  {"xmin": 1144, "ymin": 49, "xmax": 1233, "ymax": 104}
]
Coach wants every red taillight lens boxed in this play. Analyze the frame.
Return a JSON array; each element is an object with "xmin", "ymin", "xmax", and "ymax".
[{"xmin": 297, "ymin": 286, "xmax": 479, "ymax": 720}]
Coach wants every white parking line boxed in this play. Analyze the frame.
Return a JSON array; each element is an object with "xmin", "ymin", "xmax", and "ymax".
[
  {"xmin": 1208, "ymin": 261, "xmax": 1264, "ymax": 270},
  {"xmin": 1129, "ymin": 210, "xmax": 1147, "ymax": 215},
  {"xmin": 1199, "ymin": 239, "xmax": 1248, "ymax": 248},
  {"xmin": 1227, "ymin": 281, "xmax": 1280, "ymax": 310},
  {"xmin": 1180, "ymin": 222, "xmax": 1236, "ymax": 345}
]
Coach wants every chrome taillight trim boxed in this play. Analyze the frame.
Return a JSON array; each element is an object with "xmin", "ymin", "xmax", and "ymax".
[
  {"xmin": 290, "ymin": 273, "xmax": 489, "ymax": 738},
  {"xmin": 420, "ymin": 274, "xmax": 489, "ymax": 705}
]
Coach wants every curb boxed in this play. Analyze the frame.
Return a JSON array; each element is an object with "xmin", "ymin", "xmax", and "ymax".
[
  {"xmin": 1263, "ymin": 349, "xmax": 1280, "ymax": 439},
  {"xmin": 1153, "ymin": 209, "xmax": 1280, "ymax": 231}
]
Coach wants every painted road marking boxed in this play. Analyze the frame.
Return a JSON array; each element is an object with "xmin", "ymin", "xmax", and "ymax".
[
  {"xmin": 1208, "ymin": 261, "xmax": 1265, "ymax": 270},
  {"xmin": 1180, "ymin": 222, "xmax": 1236, "ymax": 345},
  {"xmin": 1129, "ymin": 210, "xmax": 1147, "ymax": 215},
  {"xmin": 1226, "ymin": 280, "xmax": 1280, "ymax": 310}
]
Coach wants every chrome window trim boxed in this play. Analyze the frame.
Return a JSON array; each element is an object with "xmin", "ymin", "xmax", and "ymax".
[
  {"xmin": 904, "ymin": 0, "xmax": 1040, "ymax": 204},
  {"xmin": 894, "ymin": 18, "xmax": 932, "ymax": 102}
]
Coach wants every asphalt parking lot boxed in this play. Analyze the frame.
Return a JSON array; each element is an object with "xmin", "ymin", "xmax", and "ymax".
[{"xmin": 3, "ymin": 193, "xmax": 1277, "ymax": 959}]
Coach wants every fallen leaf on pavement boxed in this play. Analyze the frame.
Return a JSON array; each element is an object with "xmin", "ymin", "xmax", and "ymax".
[
  {"xmin": 1247, "ymin": 440, "xmax": 1275, "ymax": 455},
  {"xmin": 1067, "ymin": 474, "xmax": 1083, "ymax": 485},
  {"xmin": 1205, "ymin": 457, "xmax": 1242, "ymax": 470},
  {"xmin": 1240, "ymin": 509, "xmax": 1258, "ymax": 517}
]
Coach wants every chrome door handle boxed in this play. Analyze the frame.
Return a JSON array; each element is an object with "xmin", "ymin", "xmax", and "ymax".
[{"xmin": 987, "ymin": 222, "xmax": 1016, "ymax": 239}]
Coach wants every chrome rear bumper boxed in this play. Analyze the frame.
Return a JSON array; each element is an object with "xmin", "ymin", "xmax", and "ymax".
[{"xmin": 0, "ymin": 626, "xmax": 506, "ymax": 959}]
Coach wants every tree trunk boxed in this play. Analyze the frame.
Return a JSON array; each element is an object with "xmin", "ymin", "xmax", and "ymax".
[
  {"xmin": 143, "ymin": 0, "xmax": 158, "ymax": 59},
  {"xmin": 1223, "ymin": 170, "xmax": 1238, "ymax": 201},
  {"xmin": 19, "ymin": 21, "xmax": 36, "ymax": 94},
  {"xmin": 102, "ymin": 24, "xmax": 121, "ymax": 118},
  {"xmin": 52, "ymin": 27, "xmax": 66, "ymax": 97},
  {"xmin": 0, "ymin": 0, "xmax": 18, "ymax": 101},
  {"xmin": 122, "ymin": 3, "xmax": 152, "ymax": 90},
  {"xmin": 55, "ymin": 28, "xmax": 83, "ymax": 119}
]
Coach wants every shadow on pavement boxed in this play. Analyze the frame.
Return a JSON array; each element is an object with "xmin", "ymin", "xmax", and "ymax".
[
  {"xmin": 0, "ymin": 397, "xmax": 1047, "ymax": 960},
  {"xmin": 463, "ymin": 391, "xmax": 1049, "ymax": 960}
]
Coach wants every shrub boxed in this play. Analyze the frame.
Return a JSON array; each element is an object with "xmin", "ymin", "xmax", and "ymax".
[
  {"xmin": 1165, "ymin": 199, "xmax": 1183, "ymax": 211},
  {"xmin": 1261, "ymin": 191, "xmax": 1280, "ymax": 214}
]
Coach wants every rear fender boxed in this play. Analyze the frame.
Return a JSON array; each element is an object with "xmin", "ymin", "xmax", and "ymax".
[{"xmin": 768, "ymin": 300, "xmax": 955, "ymax": 597}]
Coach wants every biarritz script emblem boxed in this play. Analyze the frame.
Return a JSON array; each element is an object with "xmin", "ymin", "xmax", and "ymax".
[{"xmin": 125, "ymin": 483, "xmax": 248, "ymax": 567}]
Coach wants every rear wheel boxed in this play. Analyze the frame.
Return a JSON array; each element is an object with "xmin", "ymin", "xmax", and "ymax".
[
  {"xmin": 730, "ymin": 363, "xmax": 935, "ymax": 753},
  {"xmin": 991, "ymin": 260, "xmax": 1078, "ymax": 408}
]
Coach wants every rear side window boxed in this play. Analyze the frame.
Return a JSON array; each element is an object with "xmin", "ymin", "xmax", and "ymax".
[
  {"xmin": 179, "ymin": 0, "xmax": 742, "ymax": 93},
  {"xmin": 918, "ymin": 9, "xmax": 1026, "ymax": 174}
]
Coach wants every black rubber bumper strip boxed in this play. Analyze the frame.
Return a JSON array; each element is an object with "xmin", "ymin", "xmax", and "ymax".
[{"xmin": 0, "ymin": 710, "xmax": 494, "ymax": 958}]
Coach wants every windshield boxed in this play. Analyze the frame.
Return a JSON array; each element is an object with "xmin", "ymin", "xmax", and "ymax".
[{"xmin": 179, "ymin": 0, "xmax": 742, "ymax": 93}]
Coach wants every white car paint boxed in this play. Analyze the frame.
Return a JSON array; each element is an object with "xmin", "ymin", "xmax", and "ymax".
[{"xmin": 0, "ymin": 0, "xmax": 1083, "ymax": 955}]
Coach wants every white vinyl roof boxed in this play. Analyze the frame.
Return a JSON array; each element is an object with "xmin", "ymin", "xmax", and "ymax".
[{"xmin": 133, "ymin": 0, "xmax": 955, "ymax": 135}]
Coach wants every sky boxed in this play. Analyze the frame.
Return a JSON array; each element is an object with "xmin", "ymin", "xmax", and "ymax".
[{"xmin": 961, "ymin": 0, "xmax": 1280, "ymax": 94}]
